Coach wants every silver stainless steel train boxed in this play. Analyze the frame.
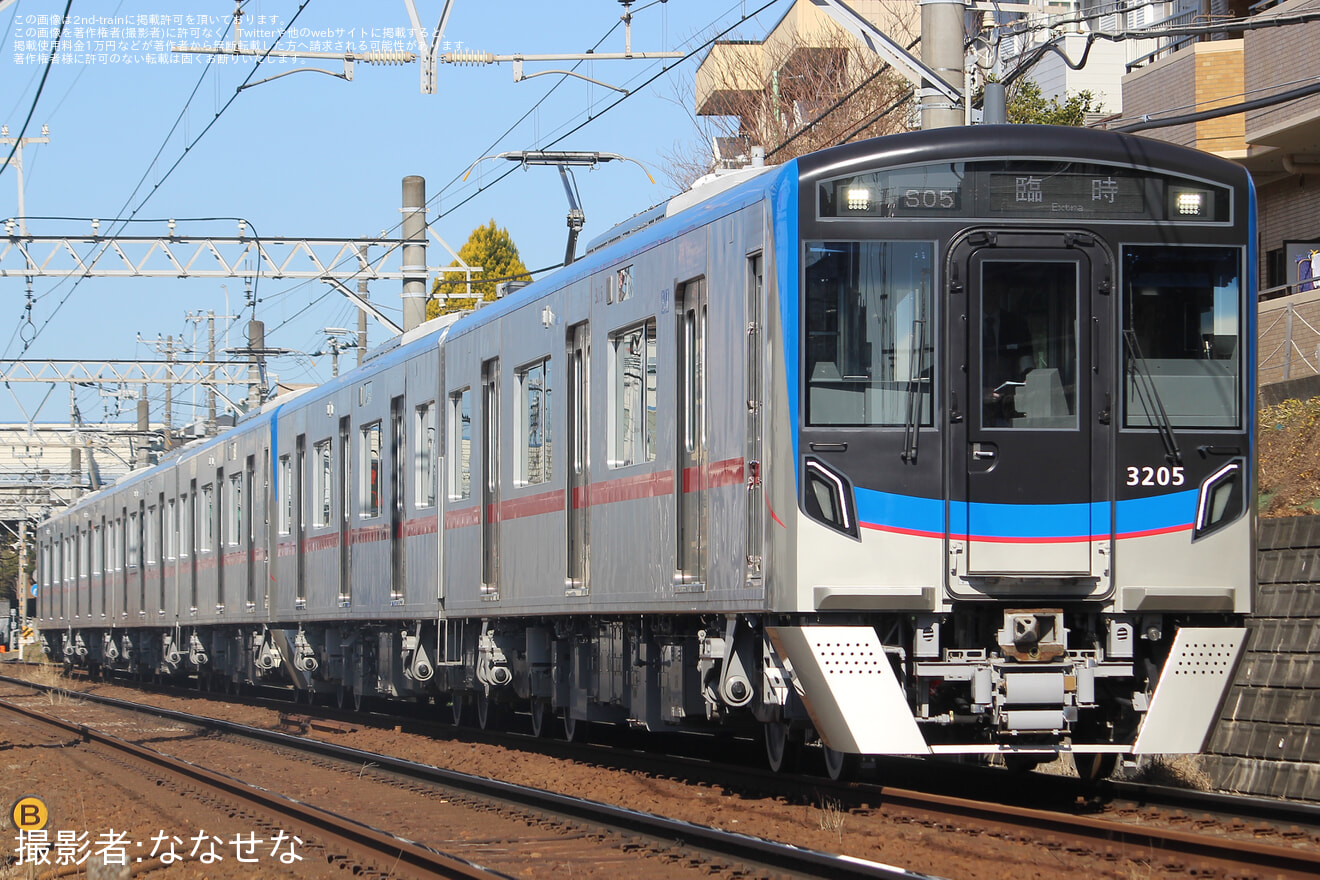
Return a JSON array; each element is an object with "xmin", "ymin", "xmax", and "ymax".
[{"xmin": 36, "ymin": 126, "xmax": 1255, "ymax": 778}]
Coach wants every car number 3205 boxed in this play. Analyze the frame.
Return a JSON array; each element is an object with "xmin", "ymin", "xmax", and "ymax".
[{"xmin": 1125, "ymin": 465, "xmax": 1185, "ymax": 487}]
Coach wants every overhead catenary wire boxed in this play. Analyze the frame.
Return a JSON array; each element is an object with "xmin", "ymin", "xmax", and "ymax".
[
  {"xmin": 267, "ymin": 0, "xmax": 786, "ymax": 339},
  {"xmin": 0, "ymin": 0, "xmax": 74, "ymax": 191},
  {"xmin": 15, "ymin": 1, "xmax": 310, "ymax": 359}
]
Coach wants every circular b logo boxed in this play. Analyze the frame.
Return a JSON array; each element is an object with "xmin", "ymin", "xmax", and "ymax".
[{"xmin": 10, "ymin": 795, "xmax": 48, "ymax": 831}]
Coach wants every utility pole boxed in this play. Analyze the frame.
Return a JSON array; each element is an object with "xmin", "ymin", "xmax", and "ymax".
[
  {"xmin": 920, "ymin": 0, "xmax": 966, "ymax": 130},
  {"xmin": 165, "ymin": 335, "xmax": 174, "ymax": 445},
  {"xmin": 0, "ymin": 124, "xmax": 49, "ymax": 237},
  {"xmin": 358, "ymin": 281, "xmax": 369, "ymax": 367},
  {"xmin": 402, "ymin": 176, "xmax": 428, "ymax": 333}
]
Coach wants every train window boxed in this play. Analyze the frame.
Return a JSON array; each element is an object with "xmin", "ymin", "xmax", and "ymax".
[
  {"xmin": 415, "ymin": 403, "xmax": 437, "ymax": 506},
  {"xmin": 91, "ymin": 525, "xmax": 102, "ymax": 575},
  {"xmin": 516, "ymin": 359, "xmax": 552, "ymax": 485},
  {"xmin": 805, "ymin": 241, "xmax": 935, "ymax": 427},
  {"xmin": 128, "ymin": 512, "xmax": 140, "ymax": 567},
  {"xmin": 361, "ymin": 422, "xmax": 382, "ymax": 518},
  {"xmin": 609, "ymin": 320, "xmax": 657, "ymax": 467},
  {"xmin": 200, "ymin": 484, "xmax": 214, "ymax": 551},
  {"xmin": 166, "ymin": 500, "xmax": 176, "ymax": 561},
  {"xmin": 313, "ymin": 439, "xmax": 333, "ymax": 527},
  {"xmin": 146, "ymin": 507, "xmax": 158, "ymax": 563},
  {"xmin": 1122, "ymin": 246, "xmax": 1241, "ymax": 429},
  {"xmin": 448, "ymin": 389, "xmax": 472, "ymax": 501},
  {"xmin": 179, "ymin": 494, "xmax": 191, "ymax": 558},
  {"xmin": 227, "ymin": 473, "xmax": 243, "ymax": 545},
  {"xmin": 278, "ymin": 455, "xmax": 292, "ymax": 534}
]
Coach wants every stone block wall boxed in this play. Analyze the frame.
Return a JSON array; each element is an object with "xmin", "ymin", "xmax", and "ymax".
[{"xmin": 1202, "ymin": 516, "xmax": 1320, "ymax": 801}]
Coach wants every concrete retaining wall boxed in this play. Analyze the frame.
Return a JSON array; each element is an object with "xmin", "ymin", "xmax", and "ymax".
[{"xmin": 1202, "ymin": 516, "xmax": 1320, "ymax": 801}]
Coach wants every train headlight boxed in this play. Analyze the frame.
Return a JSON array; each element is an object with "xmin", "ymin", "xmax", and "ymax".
[
  {"xmin": 845, "ymin": 187, "xmax": 871, "ymax": 212},
  {"xmin": 1170, "ymin": 187, "xmax": 1209, "ymax": 218}
]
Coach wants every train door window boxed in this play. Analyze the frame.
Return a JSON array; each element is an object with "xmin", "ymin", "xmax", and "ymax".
[
  {"xmin": 92, "ymin": 524, "xmax": 102, "ymax": 576},
  {"xmin": 166, "ymin": 499, "xmax": 176, "ymax": 561},
  {"xmin": 980, "ymin": 260, "xmax": 1078, "ymax": 429},
  {"xmin": 295, "ymin": 434, "xmax": 307, "ymax": 606},
  {"xmin": 415, "ymin": 402, "xmax": 437, "ymax": 506},
  {"xmin": 179, "ymin": 493, "xmax": 190, "ymax": 558},
  {"xmin": 278, "ymin": 455, "xmax": 292, "ymax": 534},
  {"xmin": 609, "ymin": 321, "xmax": 656, "ymax": 467},
  {"xmin": 448, "ymin": 389, "xmax": 471, "ymax": 501},
  {"xmin": 146, "ymin": 506, "xmax": 158, "ymax": 563},
  {"xmin": 227, "ymin": 473, "xmax": 243, "ymax": 545},
  {"xmin": 313, "ymin": 439, "xmax": 333, "ymax": 527},
  {"xmin": 128, "ymin": 511, "xmax": 140, "ymax": 568},
  {"xmin": 200, "ymin": 484, "xmax": 214, "ymax": 552},
  {"xmin": 1121, "ymin": 245, "xmax": 1242, "ymax": 428},
  {"xmin": 516, "ymin": 358, "xmax": 552, "ymax": 485},
  {"xmin": 361, "ymin": 422, "xmax": 382, "ymax": 517}
]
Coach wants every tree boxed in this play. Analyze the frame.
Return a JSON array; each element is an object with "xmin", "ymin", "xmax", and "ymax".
[
  {"xmin": 426, "ymin": 220, "xmax": 530, "ymax": 319},
  {"xmin": 663, "ymin": 21, "xmax": 916, "ymax": 190},
  {"xmin": 1005, "ymin": 79, "xmax": 1102, "ymax": 127}
]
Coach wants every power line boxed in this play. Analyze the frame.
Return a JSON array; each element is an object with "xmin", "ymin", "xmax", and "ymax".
[
  {"xmin": 15, "ymin": 2, "xmax": 312, "ymax": 357},
  {"xmin": 0, "ymin": 0, "xmax": 73, "ymax": 190}
]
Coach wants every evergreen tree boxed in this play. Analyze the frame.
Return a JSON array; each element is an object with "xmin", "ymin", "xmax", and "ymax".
[{"xmin": 426, "ymin": 220, "xmax": 530, "ymax": 319}]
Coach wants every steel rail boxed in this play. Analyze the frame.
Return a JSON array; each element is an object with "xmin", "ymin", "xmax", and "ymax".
[
  {"xmin": 12, "ymin": 671, "xmax": 1320, "ymax": 877},
  {"xmin": 0, "ymin": 698, "xmax": 510, "ymax": 880},
  {"xmin": 0, "ymin": 675, "xmax": 939, "ymax": 880}
]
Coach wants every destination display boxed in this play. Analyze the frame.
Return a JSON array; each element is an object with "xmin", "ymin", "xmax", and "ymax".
[{"xmin": 819, "ymin": 161, "xmax": 1231, "ymax": 223}]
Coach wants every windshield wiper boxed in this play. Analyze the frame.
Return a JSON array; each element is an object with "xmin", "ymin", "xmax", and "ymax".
[
  {"xmin": 1123, "ymin": 328, "xmax": 1182, "ymax": 465},
  {"xmin": 901, "ymin": 315, "xmax": 928, "ymax": 463}
]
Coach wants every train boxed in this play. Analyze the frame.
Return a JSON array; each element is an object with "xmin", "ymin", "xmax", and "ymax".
[{"xmin": 35, "ymin": 125, "xmax": 1254, "ymax": 779}]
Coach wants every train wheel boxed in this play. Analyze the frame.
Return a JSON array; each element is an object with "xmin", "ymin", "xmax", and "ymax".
[
  {"xmin": 763, "ymin": 722, "xmax": 801, "ymax": 774},
  {"xmin": 1078, "ymin": 752, "xmax": 1118, "ymax": 782},
  {"xmin": 475, "ymin": 690, "xmax": 504, "ymax": 731},
  {"xmin": 529, "ymin": 700, "xmax": 552, "ymax": 738},
  {"xmin": 562, "ymin": 712, "xmax": 589, "ymax": 743},
  {"xmin": 450, "ymin": 693, "xmax": 467, "ymax": 726},
  {"xmin": 822, "ymin": 745, "xmax": 859, "ymax": 781}
]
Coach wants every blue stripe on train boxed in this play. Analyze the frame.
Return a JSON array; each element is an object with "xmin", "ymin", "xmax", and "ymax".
[{"xmin": 854, "ymin": 486, "xmax": 1197, "ymax": 540}]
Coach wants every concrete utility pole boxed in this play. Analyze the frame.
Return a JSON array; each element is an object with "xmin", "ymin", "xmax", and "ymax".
[
  {"xmin": 920, "ymin": 0, "xmax": 967, "ymax": 130},
  {"xmin": 402, "ymin": 176, "xmax": 428, "ymax": 333},
  {"xmin": 358, "ymin": 281, "xmax": 369, "ymax": 367},
  {"xmin": 0, "ymin": 124, "xmax": 49, "ymax": 237}
]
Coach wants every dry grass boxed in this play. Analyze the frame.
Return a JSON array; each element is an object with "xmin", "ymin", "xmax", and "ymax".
[{"xmin": 815, "ymin": 795, "xmax": 847, "ymax": 843}]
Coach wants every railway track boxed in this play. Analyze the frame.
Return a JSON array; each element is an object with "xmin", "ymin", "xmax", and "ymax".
[
  {"xmin": 8, "ymin": 668, "xmax": 1320, "ymax": 878},
  {"xmin": 0, "ymin": 675, "xmax": 935, "ymax": 880}
]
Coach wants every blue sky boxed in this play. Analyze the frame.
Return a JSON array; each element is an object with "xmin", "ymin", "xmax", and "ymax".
[{"xmin": 1, "ymin": 0, "xmax": 790, "ymax": 429}]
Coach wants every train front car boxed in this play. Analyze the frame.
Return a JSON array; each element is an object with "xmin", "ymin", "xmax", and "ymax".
[{"xmin": 768, "ymin": 126, "xmax": 1253, "ymax": 775}]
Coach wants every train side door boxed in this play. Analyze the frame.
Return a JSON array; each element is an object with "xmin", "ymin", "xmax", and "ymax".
[
  {"xmin": 390, "ymin": 395, "xmax": 406, "ymax": 602},
  {"xmin": 566, "ymin": 322, "xmax": 590, "ymax": 594},
  {"xmin": 949, "ymin": 234, "xmax": 1112, "ymax": 581},
  {"xmin": 676, "ymin": 277, "xmax": 708, "ymax": 591},
  {"xmin": 338, "ymin": 417, "xmax": 351, "ymax": 604},
  {"xmin": 481, "ymin": 358, "xmax": 500, "ymax": 596}
]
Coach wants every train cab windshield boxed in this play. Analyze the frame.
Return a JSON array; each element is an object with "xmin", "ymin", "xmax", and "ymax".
[
  {"xmin": 804, "ymin": 240, "xmax": 935, "ymax": 426},
  {"xmin": 1122, "ymin": 245, "xmax": 1242, "ymax": 429}
]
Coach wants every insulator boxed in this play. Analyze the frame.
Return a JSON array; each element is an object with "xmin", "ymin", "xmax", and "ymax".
[
  {"xmin": 360, "ymin": 51, "xmax": 416, "ymax": 65},
  {"xmin": 445, "ymin": 49, "xmax": 496, "ymax": 66}
]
